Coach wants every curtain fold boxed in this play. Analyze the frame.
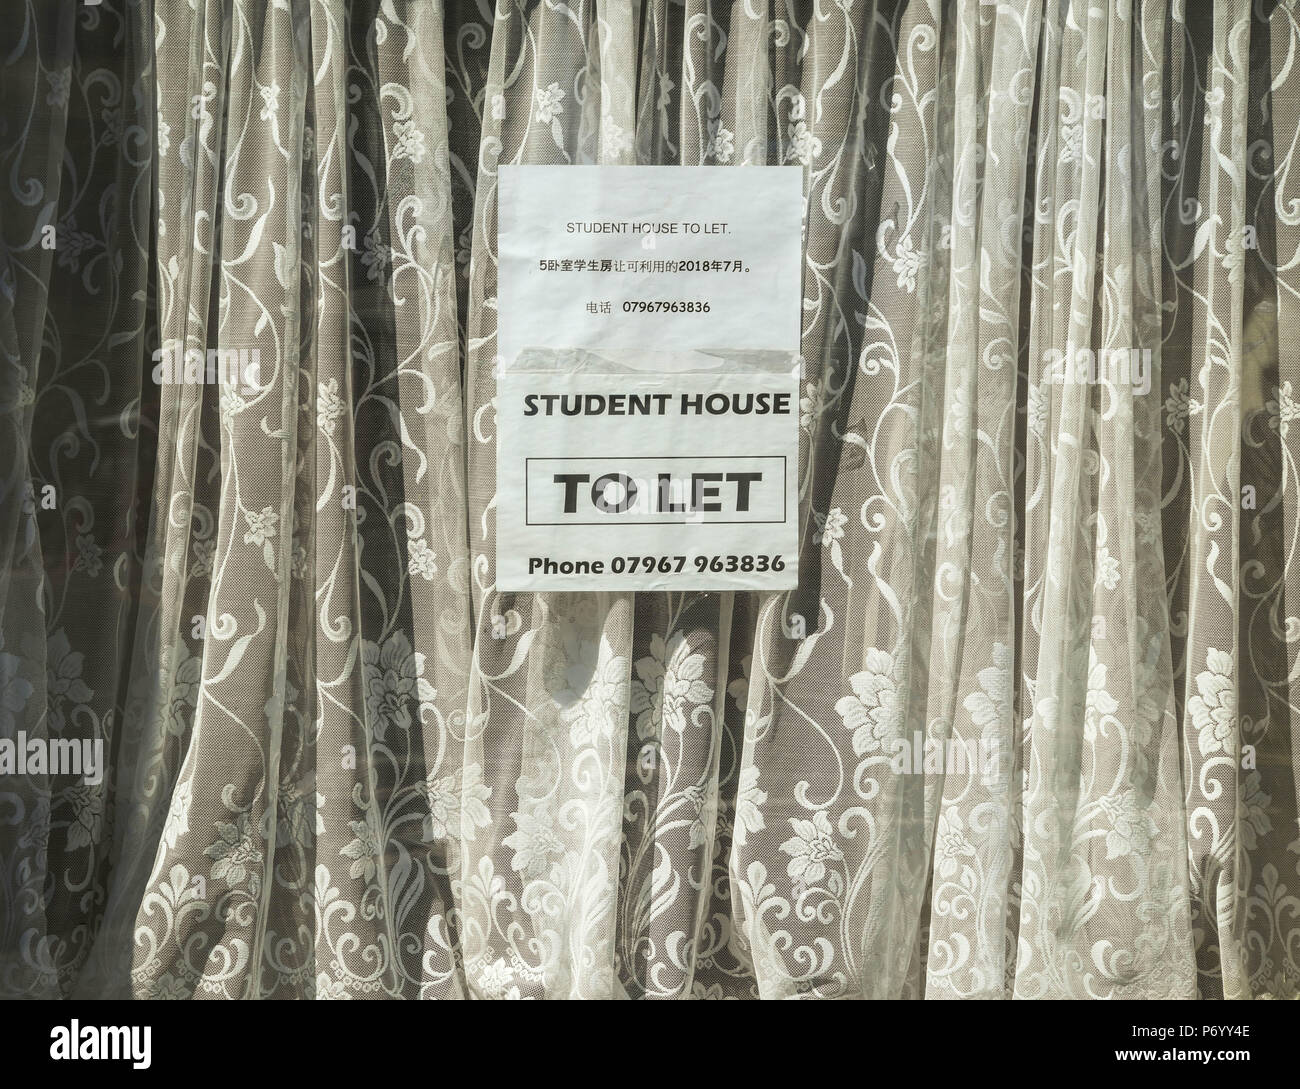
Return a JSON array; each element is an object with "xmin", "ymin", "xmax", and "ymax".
[{"xmin": 1, "ymin": 0, "xmax": 1299, "ymax": 1000}]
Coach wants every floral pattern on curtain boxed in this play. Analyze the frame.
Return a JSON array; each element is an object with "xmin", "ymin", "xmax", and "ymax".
[{"xmin": 1, "ymin": 0, "xmax": 1299, "ymax": 1000}]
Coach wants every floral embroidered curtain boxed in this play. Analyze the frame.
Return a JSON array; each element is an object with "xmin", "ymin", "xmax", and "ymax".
[{"xmin": 1, "ymin": 0, "xmax": 1298, "ymax": 1000}]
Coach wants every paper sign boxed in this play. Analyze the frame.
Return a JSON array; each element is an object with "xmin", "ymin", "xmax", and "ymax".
[{"xmin": 495, "ymin": 166, "xmax": 803, "ymax": 592}]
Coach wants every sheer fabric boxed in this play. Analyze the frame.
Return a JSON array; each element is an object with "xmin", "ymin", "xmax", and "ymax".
[{"xmin": 1, "ymin": 0, "xmax": 1299, "ymax": 1000}]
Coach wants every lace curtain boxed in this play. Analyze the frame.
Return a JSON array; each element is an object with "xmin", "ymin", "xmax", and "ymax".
[{"xmin": 1, "ymin": 0, "xmax": 1298, "ymax": 1000}]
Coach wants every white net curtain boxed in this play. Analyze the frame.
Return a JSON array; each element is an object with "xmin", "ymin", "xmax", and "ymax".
[{"xmin": 0, "ymin": 0, "xmax": 1298, "ymax": 1000}]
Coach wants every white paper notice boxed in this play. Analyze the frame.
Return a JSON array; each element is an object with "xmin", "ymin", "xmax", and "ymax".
[{"xmin": 496, "ymin": 166, "xmax": 803, "ymax": 592}]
